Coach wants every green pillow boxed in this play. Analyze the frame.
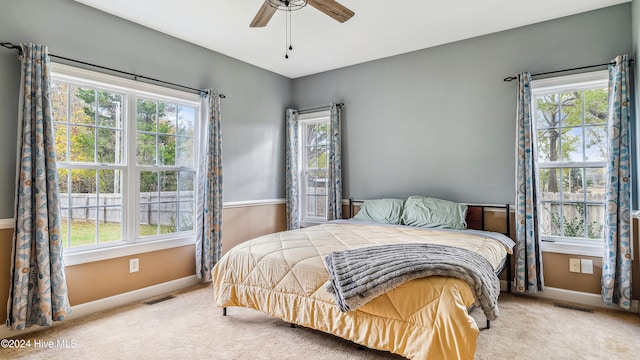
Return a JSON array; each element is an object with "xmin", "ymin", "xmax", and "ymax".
[
  {"xmin": 352, "ymin": 198, "xmax": 404, "ymax": 224},
  {"xmin": 400, "ymin": 196, "xmax": 467, "ymax": 229}
]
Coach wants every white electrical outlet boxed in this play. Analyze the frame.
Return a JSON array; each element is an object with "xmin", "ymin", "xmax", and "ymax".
[
  {"xmin": 581, "ymin": 259, "xmax": 593, "ymax": 274},
  {"xmin": 569, "ymin": 258, "xmax": 581, "ymax": 273},
  {"xmin": 129, "ymin": 258, "xmax": 139, "ymax": 273}
]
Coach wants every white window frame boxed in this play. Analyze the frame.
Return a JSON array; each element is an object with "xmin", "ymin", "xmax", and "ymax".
[
  {"xmin": 531, "ymin": 70, "xmax": 608, "ymax": 257},
  {"xmin": 298, "ymin": 110, "xmax": 331, "ymax": 227},
  {"xmin": 51, "ymin": 63, "xmax": 201, "ymax": 265}
]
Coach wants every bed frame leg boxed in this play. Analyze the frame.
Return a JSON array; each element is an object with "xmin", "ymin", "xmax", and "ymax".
[
  {"xmin": 290, "ymin": 323, "xmax": 296, "ymax": 328},
  {"xmin": 222, "ymin": 307, "xmax": 227, "ymax": 316},
  {"xmin": 486, "ymin": 320, "xmax": 490, "ymax": 329}
]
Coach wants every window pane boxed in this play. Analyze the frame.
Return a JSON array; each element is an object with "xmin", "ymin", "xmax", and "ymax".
[
  {"xmin": 97, "ymin": 129, "xmax": 122, "ymax": 164},
  {"xmin": 140, "ymin": 203, "xmax": 160, "ymax": 237},
  {"xmin": 161, "ymin": 202, "xmax": 177, "ymax": 235},
  {"xmin": 562, "ymin": 203, "xmax": 586, "ymax": 238},
  {"xmin": 562, "ymin": 168, "xmax": 584, "ymax": 199},
  {"xmin": 159, "ymin": 103, "xmax": 178, "ymax": 135},
  {"xmin": 586, "ymin": 204, "xmax": 605, "ymax": 239},
  {"xmin": 315, "ymin": 195, "xmax": 327, "ymax": 218},
  {"xmin": 178, "ymin": 106, "xmax": 195, "ymax": 136},
  {"xmin": 179, "ymin": 201, "xmax": 195, "ymax": 231},
  {"xmin": 69, "ymin": 126, "xmax": 95, "ymax": 162},
  {"xmin": 158, "ymin": 135, "xmax": 176, "ymax": 166},
  {"xmin": 71, "ymin": 169, "xmax": 96, "ymax": 194},
  {"xmin": 139, "ymin": 202, "xmax": 156, "ymax": 237},
  {"xmin": 160, "ymin": 171, "xmax": 178, "ymax": 192},
  {"xmin": 69, "ymin": 218, "xmax": 96, "ymax": 248},
  {"xmin": 58, "ymin": 168, "xmax": 69, "ymax": 197},
  {"xmin": 176, "ymin": 136, "xmax": 194, "ymax": 167},
  {"xmin": 539, "ymin": 168, "xmax": 561, "ymax": 201},
  {"xmin": 55, "ymin": 124, "xmax": 68, "ymax": 162},
  {"xmin": 316, "ymin": 123, "xmax": 329, "ymax": 145},
  {"xmin": 137, "ymin": 132, "xmax": 156, "ymax": 165},
  {"xmin": 97, "ymin": 91, "xmax": 123, "ymax": 128},
  {"xmin": 98, "ymin": 206, "xmax": 122, "ymax": 243},
  {"xmin": 306, "ymin": 172, "xmax": 317, "ymax": 195},
  {"xmin": 140, "ymin": 170, "xmax": 158, "ymax": 193},
  {"xmin": 51, "ymin": 82, "xmax": 69, "ymax": 124},
  {"xmin": 178, "ymin": 171, "xmax": 195, "ymax": 192},
  {"xmin": 536, "ymin": 129, "xmax": 560, "ymax": 162},
  {"xmin": 137, "ymin": 99, "xmax": 157, "ymax": 132},
  {"xmin": 70, "ymin": 86, "xmax": 95, "ymax": 125},
  {"xmin": 306, "ymin": 146, "xmax": 318, "ymax": 169},
  {"xmin": 99, "ymin": 169, "xmax": 121, "ymax": 199},
  {"xmin": 535, "ymin": 94, "xmax": 560, "ymax": 129},
  {"xmin": 585, "ymin": 126, "xmax": 607, "ymax": 161},
  {"xmin": 559, "ymin": 91, "xmax": 581, "ymax": 127},
  {"xmin": 584, "ymin": 89, "xmax": 608, "ymax": 125},
  {"xmin": 539, "ymin": 202, "xmax": 561, "ymax": 237},
  {"xmin": 585, "ymin": 168, "xmax": 606, "ymax": 196},
  {"xmin": 560, "ymin": 127, "xmax": 583, "ymax": 162},
  {"xmin": 305, "ymin": 124, "xmax": 317, "ymax": 146},
  {"xmin": 306, "ymin": 195, "xmax": 317, "ymax": 218}
]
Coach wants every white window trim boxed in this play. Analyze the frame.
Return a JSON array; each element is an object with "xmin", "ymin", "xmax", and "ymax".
[
  {"xmin": 51, "ymin": 63, "xmax": 201, "ymax": 265},
  {"xmin": 532, "ymin": 70, "xmax": 608, "ymax": 257},
  {"xmin": 298, "ymin": 110, "xmax": 331, "ymax": 227}
]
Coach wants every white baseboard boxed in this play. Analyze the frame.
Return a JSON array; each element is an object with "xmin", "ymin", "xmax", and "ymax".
[
  {"xmin": 501, "ymin": 280, "xmax": 639, "ymax": 313},
  {"xmin": 0, "ymin": 275, "xmax": 201, "ymax": 339}
]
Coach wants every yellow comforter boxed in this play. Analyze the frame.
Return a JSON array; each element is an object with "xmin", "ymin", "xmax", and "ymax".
[{"xmin": 212, "ymin": 222, "xmax": 509, "ymax": 360}]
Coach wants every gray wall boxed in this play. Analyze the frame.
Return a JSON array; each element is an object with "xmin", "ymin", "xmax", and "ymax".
[
  {"xmin": 0, "ymin": 0, "xmax": 291, "ymax": 218},
  {"xmin": 0, "ymin": 2, "xmax": 635, "ymax": 218},
  {"xmin": 292, "ymin": 4, "xmax": 633, "ymax": 205}
]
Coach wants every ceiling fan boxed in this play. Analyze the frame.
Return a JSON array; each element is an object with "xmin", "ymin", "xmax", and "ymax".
[{"xmin": 250, "ymin": 0, "xmax": 355, "ymax": 27}]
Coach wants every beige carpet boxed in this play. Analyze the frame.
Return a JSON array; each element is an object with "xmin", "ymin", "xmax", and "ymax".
[{"xmin": 3, "ymin": 283, "xmax": 639, "ymax": 360}]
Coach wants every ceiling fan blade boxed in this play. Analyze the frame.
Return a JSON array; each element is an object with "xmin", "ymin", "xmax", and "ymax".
[
  {"xmin": 250, "ymin": 1, "xmax": 277, "ymax": 27},
  {"xmin": 306, "ymin": 0, "xmax": 355, "ymax": 23}
]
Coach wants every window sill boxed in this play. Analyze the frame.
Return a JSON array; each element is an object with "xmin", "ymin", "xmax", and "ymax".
[
  {"xmin": 541, "ymin": 241, "xmax": 603, "ymax": 257},
  {"xmin": 63, "ymin": 236, "xmax": 196, "ymax": 266}
]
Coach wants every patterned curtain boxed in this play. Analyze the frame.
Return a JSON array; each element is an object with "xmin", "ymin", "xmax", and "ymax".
[
  {"xmin": 285, "ymin": 109, "xmax": 299, "ymax": 230},
  {"xmin": 327, "ymin": 103, "xmax": 342, "ymax": 220},
  {"xmin": 514, "ymin": 72, "xmax": 544, "ymax": 294},
  {"xmin": 7, "ymin": 43, "xmax": 71, "ymax": 330},
  {"xmin": 601, "ymin": 54, "xmax": 632, "ymax": 309},
  {"xmin": 196, "ymin": 90, "xmax": 223, "ymax": 281}
]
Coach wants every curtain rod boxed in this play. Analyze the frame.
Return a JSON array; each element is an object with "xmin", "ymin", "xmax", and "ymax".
[
  {"xmin": 503, "ymin": 59, "xmax": 633, "ymax": 82},
  {"xmin": 297, "ymin": 103, "xmax": 344, "ymax": 114},
  {"xmin": 1, "ymin": 42, "xmax": 225, "ymax": 98}
]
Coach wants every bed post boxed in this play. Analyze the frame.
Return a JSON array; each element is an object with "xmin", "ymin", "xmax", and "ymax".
[
  {"xmin": 349, "ymin": 198, "xmax": 353, "ymax": 218},
  {"xmin": 222, "ymin": 307, "xmax": 227, "ymax": 316}
]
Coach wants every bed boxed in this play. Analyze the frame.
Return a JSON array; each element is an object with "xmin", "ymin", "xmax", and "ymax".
[{"xmin": 212, "ymin": 197, "xmax": 514, "ymax": 360}]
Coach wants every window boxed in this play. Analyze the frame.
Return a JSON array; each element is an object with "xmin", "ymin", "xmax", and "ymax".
[
  {"xmin": 51, "ymin": 63, "xmax": 200, "ymax": 262},
  {"xmin": 299, "ymin": 111, "xmax": 330, "ymax": 226},
  {"xmin": 531, "ymin": 71, "xmax": 608, "ymax": 256}
]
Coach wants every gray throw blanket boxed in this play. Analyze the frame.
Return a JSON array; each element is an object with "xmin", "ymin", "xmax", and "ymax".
[{"xmin": 324, "ymin": 243, "xmax": 500, "ymax": 320}]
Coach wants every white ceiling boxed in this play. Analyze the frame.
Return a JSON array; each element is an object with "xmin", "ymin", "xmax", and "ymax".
[{"xmin": 74, "ymin": 0, "xmax": 630, "ymax": 79}]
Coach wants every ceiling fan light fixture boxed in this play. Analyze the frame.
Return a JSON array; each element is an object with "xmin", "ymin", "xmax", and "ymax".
[{"xmin": 267, "ymin": 0, "xmax": 307, "ymax": 11}]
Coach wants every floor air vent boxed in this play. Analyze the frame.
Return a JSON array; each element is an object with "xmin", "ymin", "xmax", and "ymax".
[
  {"xmin": 553, "ymin": 303, "xmax": 594, "ymax": 313},
  {"xmin": 144, "ymin": 295, "xmax": 176, "ymax": 305}
]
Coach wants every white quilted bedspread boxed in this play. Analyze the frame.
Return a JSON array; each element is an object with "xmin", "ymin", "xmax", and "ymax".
[{"xmin": 212, "ymin": 222, "xmax": 510, "ymax": 360}]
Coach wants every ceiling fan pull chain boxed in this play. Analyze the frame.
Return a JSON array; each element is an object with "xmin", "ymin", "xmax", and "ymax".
[
  {"xmin": 289, "ymin": 8, "xmax": 293, "ymax": 51},
  {"xmin": 284, "ymin": 5, "xmax": 289, "ymax": 59}
]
